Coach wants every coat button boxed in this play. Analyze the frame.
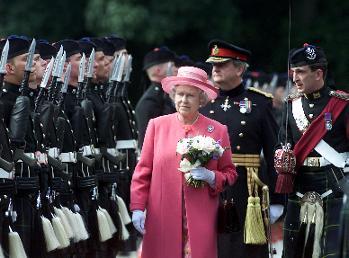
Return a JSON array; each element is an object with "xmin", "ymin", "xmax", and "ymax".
[
  {"xmin": 238, "ymin": 133, "xmax": 244, "ymax": 137},
  {"xmin": 210, "ymin": 110, "xmax": 214, "ymax": 114},
  {"xmin": 309, "ymin": 114, "xmax": 314, "ymax": 119},
  {"xmin": 241, "ymin": 121, "xmax": 246, "ymax": 125},
  {"xmin": 309, "ymin": 103, "xmax": 314, "ymax": 108},
  {"xmin": 236, "ymin": 145, "xmax": 241, "ymax": 150}
]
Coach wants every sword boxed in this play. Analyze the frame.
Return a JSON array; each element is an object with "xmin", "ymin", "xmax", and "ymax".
[{"xmin": 19, "ymin": 38, "xmax": 36, "ymax": 96}]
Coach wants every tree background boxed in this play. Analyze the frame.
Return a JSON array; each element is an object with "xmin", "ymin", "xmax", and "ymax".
[{"xmin": 0, "ymin": 0, "xmax": 348, "ymax": 102}]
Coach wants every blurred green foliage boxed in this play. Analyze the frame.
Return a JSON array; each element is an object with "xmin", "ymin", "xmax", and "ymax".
[{"xmin": 0, "ymin": 0, "xmax": 348, "ymax": 98}]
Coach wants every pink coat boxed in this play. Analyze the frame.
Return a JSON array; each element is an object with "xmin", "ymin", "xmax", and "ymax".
[{"xmin": 130, "ymin": 113, "xmax": 237, "ymax": 258}]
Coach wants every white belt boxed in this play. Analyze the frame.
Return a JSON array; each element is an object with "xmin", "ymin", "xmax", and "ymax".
[
  {"xmin": 48, "ymin": 147, "xmax": 59, "ymax": 158},
  {"xmin": 116, "ymin": 140, "xmax": 138, "ymax": 150},
  {"xmin": 82, "ymin": 145, "xmax": 94, "ymax": 156},
  {"xmin": 107, "ymin": 148, "xmax": 121, "ymax": 156},
  {"xmin": 0, "ymin": 168, "xmax": 15, "ymax": 179},
  {"xmin": 17, "ymin": 153, "xmax": 35, "ymax": 163},
  {"xmin": 59, "ymin": 152, "xmax": 77, "ymax": 163},
  {"xmin": 303, "ymin": 152, "xmax": 349, "ymax": 168}
]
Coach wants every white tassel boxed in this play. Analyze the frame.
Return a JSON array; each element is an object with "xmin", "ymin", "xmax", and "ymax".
[
  {"xmin": 116, "ymin": 195, "xmax": 131, "ymax": 224},
  {"xmin": 41, "ymin": 215, "xmax": 60, "ymax": 252},
  {"xmin": 313, "ymin": 203, "xmax": 324, "ymax": 258},
  {"xmin": 51, "ymin": 216, "xmax": 70, "ymax": 249},
  {"xmin": 74, "ymin": 212, "xmax": 89, "ymax": 241},
  {"xmin": 118, "ymin": 212, "xmax": 130, "ymax": 240},
  {"xmin": 100, "ymin": 207, "xmax": 117, "ymax": 235},
  {"xmin": 97, "ymin": 208, "xmax": 112, "ymax": 242},
  {"xmin": 9, "ymin": 226, "xmax": 28, "ymax": 258},
  {"xmin": 54, "ymin": 207, "xmax": 74, "ymax": 239},
  {"xmin": 62, "ymin": 207, "xmax": 81, "ymax": 242},
  {"xmin": 0, "ymin": 243, "xmax": 4, "ymax": 258}
]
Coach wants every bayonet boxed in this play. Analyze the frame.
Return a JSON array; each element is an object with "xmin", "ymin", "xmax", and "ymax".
[
  {"xmin": 19, "ymin": 38, "xmax": 36, "ymax": 95},
  {"xmin": 0, "ymin": 39, "xmax": 9, "ymax": 91},
  {"xmin": 76, "ymin": 53, "xmax": 86, "ymax": 102},
  {"xmin": 57, "ymin": 51, "xmax": 66, "ymax": 81},
  {"xmin": 78, "ymin": 53, "xmax": 86, "ymax": 83},
  {"xmin": 24, "ymin": 38, "xmax": 36, "ymax": 72},
  {"xmin": 57, "ymin": 63, "xmax": 71, "ymax": 109},
  {"xmin": 86, "ymin": 48, "xmax": 95, "ymax": 78},
  {"xmin": 40, "ymin": 57, "xmax": 54, "ymax": 89},
  {"xmin": 61, "ymin": 63, "xmax": 71, "ymax": 94},
  {"xmin": 116, "ymin": 53, "xmax": 126, "ymax": 82},
  {"xmin": 0, "ymin": 40, "xmax": 9, "ymax": 74},
  {"xmin": 52, "ymin": 45, "xmax": 63, "ymax": 77},
  {"xmin": 110, "ymin": 54, "xmax": 122, "ymax": 82},
  {"xmin": 123, "ymin": 54, "xmax": 133, "ymax": 82},
  {"xmin": 34, "ymin": 57, "xmax": 54, "ymax": 112}
]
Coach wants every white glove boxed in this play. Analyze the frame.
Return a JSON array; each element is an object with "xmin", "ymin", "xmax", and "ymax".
[
  {"xmin": 269, "ymin": 204, "xmax": 284, "ymax": 224},
  {"xmin": 132, "ymin": 210, "xmax": 146, "ymax": 234},
  {"xmin": 190, "ymin": 167, "xmax": 215, "ymax": 187}
]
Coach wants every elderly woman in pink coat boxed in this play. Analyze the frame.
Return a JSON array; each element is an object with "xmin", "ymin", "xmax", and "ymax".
[{"xmin": 130, "ymin": 66, "xmax": 237, "ymax": 258}]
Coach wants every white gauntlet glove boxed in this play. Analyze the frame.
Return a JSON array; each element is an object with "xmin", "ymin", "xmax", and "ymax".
[
  {"xmin": 132, "ymin": 210, "xmax": 146, "ymax": 234},
  {"xmin": 190, "ymin": 167, "xmax": 215, "ymax": 187}
]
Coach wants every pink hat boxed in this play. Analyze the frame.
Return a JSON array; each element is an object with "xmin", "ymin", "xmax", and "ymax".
[{"xmin": 161, "ymin": 66, "xmax": 218, "ymax": 100}]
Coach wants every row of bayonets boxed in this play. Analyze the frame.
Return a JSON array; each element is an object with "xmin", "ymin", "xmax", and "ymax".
[{"xmin": 0, "ymin": 38, "xmax": 133, "ymax": 108}]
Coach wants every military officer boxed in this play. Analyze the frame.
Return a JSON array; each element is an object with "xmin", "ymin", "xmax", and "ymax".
[
  {"xmin": 275, "ymin": 43, "xmax": 349, "ymax": 258},
  {"xmin": 200, "ymin": 39, "xmax": 280, "ymax": 258},
  {"xmin": 135, "ymin": 46, "xmax": 176, "ymax": 148}
]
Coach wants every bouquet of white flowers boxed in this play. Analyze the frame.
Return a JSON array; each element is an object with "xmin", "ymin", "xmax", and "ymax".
[{"xmin": 176, "ymin": 135, "xmax": 225, "ymax": 188}]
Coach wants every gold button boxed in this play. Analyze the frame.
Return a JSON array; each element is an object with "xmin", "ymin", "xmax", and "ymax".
[
  {"xmin": 236, "ymin": 145, "xmax": 241, "ymax": 150},
  {"xmin": 241, "ymin": 121, "xmax": 246, "ymax": 125},
  {"xmin": 238, "ymin": 133, "xmax": 244, "ymax": 137},
  {"xmin": 209, "ymin": 110, "xmax": 214, "ymax": 114}
]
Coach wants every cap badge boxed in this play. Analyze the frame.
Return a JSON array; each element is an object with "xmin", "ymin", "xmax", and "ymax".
[
  {"xmin": 305, "ymin": 46, "xmax": 316, "ymax": 60},
  {"xmin": 212, "ymin": 45, "xmax": 219, "ymax": 55}
]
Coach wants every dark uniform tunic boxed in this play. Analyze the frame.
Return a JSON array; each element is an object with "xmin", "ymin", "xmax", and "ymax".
[
  {"xmin": 135, "ymin": 81, "xmax": 176, "ymax": 148},
  {"xmin": 201, "ymin": 83, "xmax": 279, "ymax": 258},
  {"xmin": 278, "ymin": 86, "xmax": 349, "ymax": 258}
]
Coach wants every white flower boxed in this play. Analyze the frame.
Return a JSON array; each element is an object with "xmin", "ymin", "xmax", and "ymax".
[
  {"xmin": 191, "ymin": 135, "xmax": 206, "ymax": 150},
  {"xmin": 201, "ymin": 137, "xmax": 217, "ymax": 153},
  {"xmin": 216, "ymin": 144, "xmax": 225, "ymax": 156},
  {"xmin": 178, "ymin": 158, "xmax": 201, "ymax": 173},
  {"xmin": 176, "ymin": 138, "xmax": 191, "ymax": 155}
]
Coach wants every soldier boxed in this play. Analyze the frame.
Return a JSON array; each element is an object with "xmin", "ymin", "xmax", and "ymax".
[
  {"xmin": 275, "ymin": 43, "xmax": 349, "ymax": 258},
  {"xmin": 0, "ymin": 36, "xmax": 45, "ymax": 257},
  {"xmin": 200, "ymin": 39, "xmax": 281, "ymax": 258},
  {"xmin": 135, "ymin": 47, "xmax": 176, "ymax": 148}
]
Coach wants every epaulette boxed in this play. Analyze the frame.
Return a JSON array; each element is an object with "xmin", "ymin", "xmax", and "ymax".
[
  {"xmin": 329, "ymin": 90, "xmax": 349, "ymax": 101},
  {"xmin": 285, "ymin": 92, "xmax": 303, "ymax": 102},
  {"xmin": 247, "ymin": 87, "xmax": 273, "ymax": 98}
]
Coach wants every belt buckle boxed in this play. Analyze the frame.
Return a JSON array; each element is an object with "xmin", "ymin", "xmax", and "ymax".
[
  {"xmin": 307, "ymin": 157, "xmax": 320, "ymax": 167},
  {"xmin": 300, "ymin": 191, "xmax": 323, "ymax": 207}
]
